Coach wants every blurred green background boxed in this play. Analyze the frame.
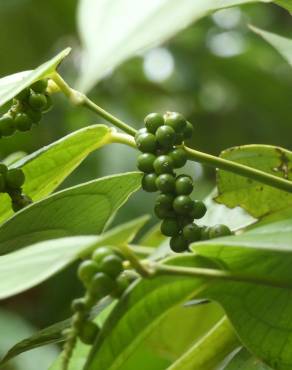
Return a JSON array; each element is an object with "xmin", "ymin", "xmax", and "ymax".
[{"xmin": 0, "ymin": 1, "xmax": 291, "ymax": 368}]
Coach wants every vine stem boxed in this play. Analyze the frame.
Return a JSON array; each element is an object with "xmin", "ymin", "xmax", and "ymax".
[{"xmin": 52, "ymin": 72, "xmax": 292, "ymax": 194}]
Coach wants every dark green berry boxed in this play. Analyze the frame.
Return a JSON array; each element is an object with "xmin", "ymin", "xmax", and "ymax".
[
  {"xmin": 209, "ymin": 224, "xmax": 232, "ymax": 239},
  {"xmin": 135, "ymin": 132, "xmax": 157, "ymax": 153},
  {"xmin": 79, "ymin": 321, "xmax": 99, "ymax": 345},
  {"xmin": 137, "ymin": 153, "xmax": 156, "ymax": 173},
  {"xmin": 15, "ymin": 112, "xmax": 33, "ymax": 131},
  {"xmin": 135, "ymin": 128, "xmax": 147, "ymax": 141},
  {"xmin": 161, "ymin": 218, "xmax": 181, "ymax": 237},
  {"xmin": 183, "ymin": 223, "xmax": 201, "ymax": 242},
  {"xmin": 170, "ymin": 235, "xmax": 189, "ymax": 252},
  {"xmin": 31, "ymin": 79, "xmax": 48, "ymax": 93},
  {"xmin": 156, "ymin": 193, "xmax": 174, "ymax": 210},
  {"xmin": 183, "ymin": 121, "xmax": 194, "ymax": 140},
  {"xmin": 28, "ymin": 93, "xmax": 47, "ymax": 111},
  {"xmin": 77, "ymin": 260, "xmax": 99, "ymax": 285},
  {"xmin": 0, "ymin": 114, "xmax": 15, "ymax": 136},
  {"xmin": 154, "ymin": 203, "xmax": 175, "ymax": 219},
  {"xmin": 164, "ymin": 112, "xmax": 186, "ymax": 133},
  {"xmin": 42, "ymin": 94, "xmax": 53, "ymax": 112},
  {"xmin": 156, "ymin": 125, "xmax": 176, "ymax": 149},
  {"xmin": 72, "ymin": 312, "xmax": 86, "ymax": 332},
  {"xmin": 175, "ymin": 176, "xmax": 193, "ymax": 195},
  {"xmin": 112, "ymin": 274, "xmax": 131, "ymax": 297},
  {"xmin": 190, "ymin": 200, "xmax": 207, "ymax": 219},
  {"xmin": 0, "ymin": 174, "xmax": 5, "ymax": 192},
  {"xmin": 142, "ymin": 173, "xmax": 157, "ymax": 192},
  {"xmin": 174, "ymin": 133, "xmax": 184, "ymax": 145},
  {"xmin": 153, "ymin": 155, "xmax": 174, "ymax": 174},
  {"xmin": 92, "ymin": 246, "xmax": 112, "ymax": 264},
  {"xmin": 173, "ymin": 195, "xmax": 194, "ymax": 215},
  {"xmin": 200, "ymin": 226, "xmax": 210, "ymax": 240},
  {"xmin": 26, "ymin": 108, "xmax": 42, "ymax": 124},
  {"xmin": 155, "ymin": 173, "xmax": 175, "ymax": 193},
  {"xmin": 6, "ymin": 168, "xmax": 25, "ymax": 189},
  {"xmin": 71, "ymin": 298, "xmax": 87, "ymax": 313},
  {"xmin": 144, "ymin": 113, "xmax": 164, "ymax": 133},
  {"xmin": 11, "ymin": 193, "xmax": 32, "ymax": 212},
  {"xmin": 169, "ymin": 148, "xmax": 187, "ymax": 168},
  {"xmin": 89, "ymin": 272, "xmax": 116, "ymax": 298},
  {"xmin": 100, "ymin": 254, "xmax": 124, "ymax": 279},
  {"xmin": 16, "ymin": 87, "xmax": 30, "ymax": 101}
]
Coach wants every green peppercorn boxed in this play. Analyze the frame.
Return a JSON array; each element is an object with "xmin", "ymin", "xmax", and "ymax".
[
  {"xmin": 144, "ymin": 113, "xmax": 164, "ymax": 133},
  {"xmin": 77, "ymin": 260, "xmax": 99, "ymax": 285},
  {"xmin": 209, "ymin": 224, "xmax": 232, "ymax": 239},
  {"xmin": 156, "ymin": 193, "xmax": 174, "ymax": 210},
  {"xmin": 6, "ymin": 168, "xmax": 25, "ymax": 189},
  {"xmin": 169, "ymin": 148, "xmax": 187, "ymax": 168},
  {"xmin": 137, "ymin": 153, "xmax": 156, "ymax": 173},
  {"xmin": 89, "ymin": 272, "xmax": 116, "ymax": 298},
  {"xmin": 170, "ymin": 235, "xmax": 189, "ymax": 252},
  {"xmin": 71, "ymin": 298, "xmax": 87, "ymax": 313},
  {"xmin": 155, "ymin": 173, "xmax": 175, "ymax": 193},
  {"xmin": 28, "ymin": 93, "xmax": 48, "ymax": 111},
  {"xmin": 42, "ymin": 94, "xmax": 53, "ymax": 112},
  {"xmin": 164, "ymin": 112, "xmax": 187, "ymax": 133},
  {"xmin": 153, "ymin": 155, "xmax": 174, "ymax": 174},
  {"xmin": 92, "ymin": 246, "xmax": 112, "ymax": 264},
  {"xmin": 190, "ymin": 200, "xmax": 207, "ymax": 219},
  {"xmin": 111, "ymin": 274, "xmax": 131, "ymax": 298},
  {"xmin": 200, "ymin": 226, "xmax": 210, "ymax": 240},
  {"xmin": 161, "ymin": 218, "xmax": 181, "ymax": 237},
  {"xmin": 154, "ymin": 204, "xmax": 175, "ymax": 219},
  {"xmin": 15, "ymin": 112, "xmax": 33, "ymax": 131},
  {"xmin": 173, "ymin": 195, "xmax": 194, "ymax": 215},
  {"xmin": 183, "ymin": 121, "xmax": 194, "ymax": 140},
  {"xmin": 135, "ymin": 132, "xmax": 157, "ymax": 153},
  {"xmin": 156, "ymin": 125, "xmax": 176, "ymax": 149},
  {"xmin": 135, "ymin": 128, "xmax": 147, "ymax": 142},
  {"xmin": 100, "ymin": 254, "xmax": 124, "ymax": 279},
  {"xmin": 26, "ymin": 108, "xmax": 42, "ymax": 124},
  {"xmin": 174, "ymin": 133, "xmax": 184, "ymax": 145},
  {"xmin": 16, "ymin": 87, "xmax": 30, "ymax": 101},
  {"xmin": 0, "ymin": 174, "xmax": 5, "ymax": 193},
  {"xmin": 79, "ymin": 321, "xmax": 99, "ymax": 345},
  {"xmin": 183, "ymin": 223, "xmax": 201, "ymax": 242},
  {"xmin": 0, "ymin": 114, "xmax": 15, "ymax": 136},
  {"xmin": 142, "ymin": 173, "xmax": 157, "ymax": 192},
  {"xmin": 175, "ymin": 175, "xmax": 193, "ymax": 195},
  {"xmin": 31, "ymin": 79, "xmax": 48, "ymax": 93},
  {"xmin": 72, "ymin": 312, "xmax": 86, "ymax": 332}
]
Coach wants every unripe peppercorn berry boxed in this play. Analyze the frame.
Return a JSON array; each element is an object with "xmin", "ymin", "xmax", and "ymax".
[
  {"xmin": 79, "ymin": 321, "xmax": 99, "ymax": 345},
  {"xmin": 6, "ymin": 168, "xmax": 25, "ymax": 189},
  {"xmin": 190, "ymin": 200, "xmax": 207, "ymax": 219},
  {"xmin": 26, "ymin": 108, "xmax": 42, "ymax": 124},
  {"xmin": 154, "ymin": 203, "xmax": 175, "ymax": 219},
  {"xmin": 112, "ymin": 274, "xmax": 131, "ymax": 298},
  {"xmin": 183, "ymin": 121, "xmax": 194, "ymax": 140},
  {"xmin": 137, "ymin": 153, "xmax": 156, "ymax": 173},
  {"xmin": 142, "ymin": 173, "xmax": 158, "ymax": 192},
  {"xmin": 156, "ymin": 126, "xmax": 176, "ymax": 149},
  {"xmin": 170, "ymin": 235, "xmax": 189, "ymax": 252},
  {"xmin": 71, "ymin": 298, "xmax": 87, "ymax": 313},
  {"xmin": 183, "ymin": 223, "xmax": 201, "ymax": 242},
  {"xmin": 144, "ymin": 113, "xmax": 164, "ymax": 133},
  {"xmin": 77, "ymin": 260, "xmax": 99, "ymax": 285},
  {"xmin": 155, "ymin": 173, "xmax": 175, "ymax": 193},
  {"xmin": 31, "ymin": 79, "xmax": 48, "ymax": 93},
  {"xmin": 135, "ymin": 128, "xmax": 147, "ymax": 142},
  {"xmin": 164, "ymin": 112, "xmax": 187, "ymax": 133},
  {"xmin": 0, "ymin": 114, "xmax": 15, "ymax": 136},
  {"xmin": 15, "ymin": 112, "xmax": 33, "ymax": 131},
  {"xmin": 175, "ymin": 176, "xmax": 193, "ymax": 195},
  {"xmin": 173, "ymin": 195, "xmax": 194, "ymax": 215},
  {"xmin": 169, "ymin": 148, "xmax": 187, "ymax": 168},
  {"xmin": 135, "ymin": 132, "xmax": 157, "ymax": 153},
  {"xmin": 28, "ymin": 93, "xmax": 48, "ymax": 111},
  {"xmin": 209, "ymin": 224, "xmax": 232, "ymax": 239},
  {"xmin": 155, "ymin": 193, "xmax": 174, "ymax": 210},
  {"xmin": 161, "ymin": 218, "xmax": 181, "ymax": 237},
  {"xmin": 153, "ymin": 155, "xmax": 173, "ymax": 174},
  {"xmin": 99, "ymin": 255, "xmax": 124, "ymax": 279},
  {"xmin": 16, "ymin": 87, "xmax": 30, "ymax": 101},
  {"xmin": 42, "ymin": 94, "xmax": 53, "ymax": 113},
  {"xmin": 89, "ymin": 272, "xmax": 116, "ymax": 298},
  {"xmin": 200, "ymin": 226, "xmax": 210, "ymax": 240},
  {"xmin": 91, "ymin": 247, "xmax": 112, "ymax": 265}
]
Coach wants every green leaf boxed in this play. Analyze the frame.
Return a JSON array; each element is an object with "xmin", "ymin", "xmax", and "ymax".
[
  {"xmin": 274, "ymin": 1, "xmax": 292, "ymax": 13},
  {"xmin": 139, "ymin": 222, "xmax": 166, "ymax": 248},
  {"xmin": 76, "ymin": 0, "xmax": 267, "ymax": 92},
  {"xmin": 224, "ymin": 348, "xmax": 273, "ymax": 370},
  {"xmin": 191, "ymin": 217, "xmax": 292, "ymax": 370},
  {"xmin": 0, "ymin": 48, "xmax": 70, "ymax": 107},
  {"xmin": 0, "ymin": 172, "xmax": 141, "ymax": 254},
  {"xmin": 0, "ymin": 125, "xmax": 113, "ymax": 223},
  {"xmin": 84, "ymin": 255, "xmax": 212, "ymax": 370},
  {"xmin": 216, "ymin": 145, "xmax": 292, "ymax": 218},
  {"xmin": 0, "ymin": 215, "xmax": 148, "ymax": 299}
]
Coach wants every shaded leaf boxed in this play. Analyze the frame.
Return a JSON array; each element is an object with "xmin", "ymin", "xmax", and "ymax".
[{"xmin": 224, "ymin": 348, "xmax": 273, "ymax": 370}]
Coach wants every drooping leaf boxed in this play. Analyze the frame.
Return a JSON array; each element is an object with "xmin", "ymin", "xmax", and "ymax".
[
  {"xmin": 0, "ymin": 215, "xmax": 148, "ymax": 299},
  {"xmin": 224, "ymin": 348, "xmax": 273, "ymax": 370},
  {"xmin": 216, "ymin": 145, "xmax": 292, "ymax": 218},
  {"xmin": 76, "ymin": 0, "xmax": 270, "ymax": 92},
  {"xmin": 0, "ymin": 125, "xmax": 113, "ymax": 223},
  {"xmin": 0, "ymin": 48, "xmax": 70, "ymax": 107}
]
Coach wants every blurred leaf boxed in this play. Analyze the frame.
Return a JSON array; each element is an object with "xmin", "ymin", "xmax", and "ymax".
[
  {"xmin": 274, "ymin": 1, "xmax": 292, "ymax": 12},
  {"xmin": 216, "ymin": 145, "xmax": 292, "ymax": 218},
  {"xmin": 224, "ymin": 348, "xmax": 273, "ymax": 370},
  {"xmin": 0, "ymin": 48, "xmax": 70, "ymax": 107},
  {"xmin": 76, "ymin": 0, "xmax": 267, "ymax": 92},
  {"xmin": 139, "ymin": 222, "xmax": 166, "ymax": 247},
  {"xmin": 0, "ymin": 125, "xmax": 113, "ymax": 224},
  {"xmin": 0, "ymin": 215, "xmax": 148, "ymax": 299}
]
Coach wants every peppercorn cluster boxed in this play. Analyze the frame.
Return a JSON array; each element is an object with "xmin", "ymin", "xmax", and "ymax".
[
  {"xmin": 136, "ymin": 112, "xmax": 232, "ymax": 252},
  {"xmin": 0, "ymin": 163, "xmax": 32, "ymax": 212},
  {"xmin": 66, "ymin": 247, "xmax": 132, "ymax": 346},
  {"xmin": 0, "ymin": 79, "xmax": 52, "ymax": 137}
]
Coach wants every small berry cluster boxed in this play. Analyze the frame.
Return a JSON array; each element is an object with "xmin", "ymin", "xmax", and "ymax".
[
  {"xmin": 0, "ymin": 163, "xmax": 32, "ymax": 211},
  {"xmin": 136, "ymin": 112, "xmax": 232, "ymax": 252},
  {"xmin": 0, "ymin": 79, "xmax": 52, "ymax": 137},
  {"xmin": 65, "ymin": 247, "xmax": 131, "ymax": 346}
]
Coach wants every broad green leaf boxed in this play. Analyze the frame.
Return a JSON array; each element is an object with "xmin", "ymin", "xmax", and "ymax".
[
  {"xmin": 0, "ymin": 171, "xmax": 141, "ymax": 255},
  {"xmin": 0, "ymin": 125, "xmax": 113, "ymax": 223},
  {"xmin": 216, "ymin": 145, "xmax": 292, "ymax": 218},
  {"xmin": 76, "ymin": 0, "xmax": 270, "ymax": 92},
  {"xmin": 139, "ymin": 222, "xmax": 166, "ymax": 247},
  {"xmin": 275, "ymin": 0, "xmax": 292, "ymax": 12},
  {"xmin": 0, "ymin": 215, "xmax": 148, "ymax": 299},
  {"xmin": 224, "ymin": 348, "xmax": 273, "ymax": 370},
  {"xmin": 0, "ymin": 48, "xmax": 70, "ymax": 107},
  {"xmin": 191, "ymin": 217, "xmax": 292, "ymax": 370},
  {"xmin": 168, "ymin": 317, "xmax": 238, "ymax": 370}
]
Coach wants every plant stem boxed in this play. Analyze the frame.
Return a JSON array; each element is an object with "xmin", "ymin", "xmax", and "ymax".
[
  {"xmin": 152, "ymin": 263, "xmax": 292, "ymax": 290},
  {"xmin": 184, "ymin": 146, "xmax": 292, "ymax": 193}
]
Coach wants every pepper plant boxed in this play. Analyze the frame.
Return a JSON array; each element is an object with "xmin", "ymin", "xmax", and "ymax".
[{"xmin": 0, "ymin": 1, "xmax": 292, "ymax": 370}]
